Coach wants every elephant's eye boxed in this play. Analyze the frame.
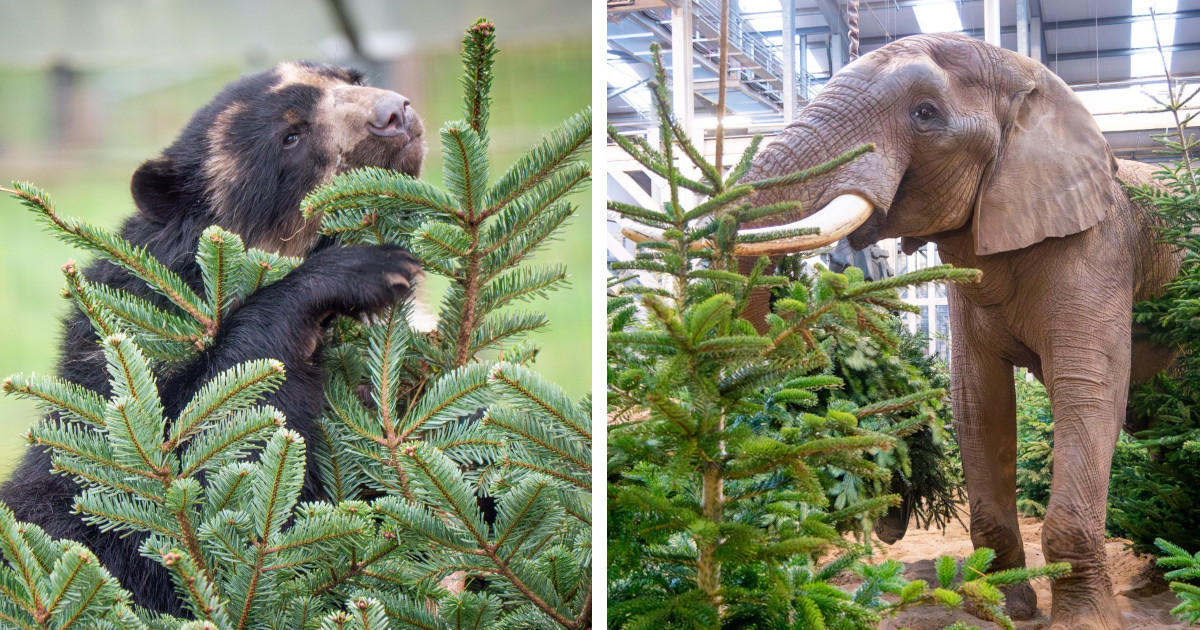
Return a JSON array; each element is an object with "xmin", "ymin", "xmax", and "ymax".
[{"xmin": 913, "ymin": 103, "xmax": 940, "ymax": 122}]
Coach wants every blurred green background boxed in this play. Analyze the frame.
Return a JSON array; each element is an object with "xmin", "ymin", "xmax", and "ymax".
[{"xmin": 0, "ymin": 0, "xmax": 591, "ymax": 476}]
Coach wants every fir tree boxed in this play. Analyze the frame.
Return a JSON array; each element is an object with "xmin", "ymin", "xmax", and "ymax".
[
  {"xmin": 1155, "ymin": 538, "xmax": 1200, "ymax": 624},
  {"xmin": 1111, "ymin": 26, "xmax": 1200, "ymax": 555},
  {"xmin": 1013, "ymin": 371, "xmax": 1054, "ymax": 518},
  {"xmin": 1097, "ymin": 20, "xmax": 1200, "ymax": 624},
  {"xmin": 605, "ymin": 43, "xmax": 1066, "ymax": 628},
  {"xmin": 1, "ymin": 18, "xmax": 590, "ymax": 629},
  {"xmin": 772, "ymin": 260, "xmax": 964, "ymax": 534}
]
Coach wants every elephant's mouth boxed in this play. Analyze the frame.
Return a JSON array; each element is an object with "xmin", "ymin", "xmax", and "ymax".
[{"xmin": 846, "ymin": 210, "xmax": 885, "ymax": 251}]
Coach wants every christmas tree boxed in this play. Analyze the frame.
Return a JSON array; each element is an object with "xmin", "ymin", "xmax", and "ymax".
[
  {"xmin": 1, "ymin": 18, "xmax": 591, "ymax": 629},
  {"xmin": 1112, "ymin": 23, "xmax": 1200, "ymax": 623}
]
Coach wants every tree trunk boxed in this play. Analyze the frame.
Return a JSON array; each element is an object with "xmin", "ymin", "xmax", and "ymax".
[{"xmin": 698, "ymin": 442, "xmax": 725, "ymax": 613}]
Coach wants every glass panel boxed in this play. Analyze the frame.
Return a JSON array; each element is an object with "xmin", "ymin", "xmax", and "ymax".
[{"xmin": 935, "ymin": 305, "xmax": 950, "ymax": 360}]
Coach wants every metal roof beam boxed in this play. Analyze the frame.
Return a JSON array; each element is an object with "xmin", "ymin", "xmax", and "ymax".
[
  {"xmin": 860, "ymin": 27, "xmax": 1014, "ymax": 48},
  {"xmin": 608, "ymin": 0, "xmax": 671, "ymax": 12},
  {"xmin": 751, "ymin": 25, "xmax": 833, "ymax": 38},
  {"xmin": 1044, "ymin": 9, "xmax": 1200, "ymax": 31},
  {"xmin": 1033, "ymin": 0, "xmax": 1047, "ymax": 64},
  {"xmin": 814, "ymin": 0, "xmax": 849, "ymax": 63},
  {"xmin": 1050, "ymin": 41, "xmax": 1200, "ymax": 62},
  {"xmin": 783, "ymin": 0, "xmax": 797, "ymax": 120},
  {"xmin": 1016, "ymin": 0, "xmax": 1029, "ymax": 57},
  {"xmin": 849, "ymin": 8, "xmax": 1200, "ymax": 50},
  {"xmin": 1066, "ymin": 73, "xmax": 1200, "ymax": 90}
]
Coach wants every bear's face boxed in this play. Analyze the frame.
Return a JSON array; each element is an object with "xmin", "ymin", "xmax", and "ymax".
[{"xmin": 131, "ymin": 61, "xmax": 425, "ymax": 256}]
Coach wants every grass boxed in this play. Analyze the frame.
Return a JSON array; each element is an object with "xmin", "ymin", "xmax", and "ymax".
[{"xmin": 0, "ymin": 42, "xmax": 590, "ymax": 478}]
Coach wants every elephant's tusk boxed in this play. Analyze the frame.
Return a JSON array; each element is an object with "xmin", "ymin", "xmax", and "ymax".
[
  {"xmin": 618, "ymin": 193, "xmax": 874, "ymax": 255},
  {"xmin": 620, "ymin": 223, "xmax": 671, "ymax": 245},
  {"xmin": 734, "ymin": 193, "xmax": 874, "ymax": 256}
]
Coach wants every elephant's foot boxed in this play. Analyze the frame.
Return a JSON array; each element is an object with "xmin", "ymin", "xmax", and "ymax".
[
  {"xmin": 1004, "ymin": 582, "xmax": 1038, "ymax": 620},
  {"xmin": 1047, "ymin": 584, "xmax": 1125, "ymax": 630}
]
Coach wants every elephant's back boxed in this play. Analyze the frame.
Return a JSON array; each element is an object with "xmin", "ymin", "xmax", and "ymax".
[
  {"xmin": 1114, "ymin": 159, "xmax": 1182, "ymax": 302},
  {"xmin": 1115, "ymin": 159, "xmax": 1164, "ymax": 192}
]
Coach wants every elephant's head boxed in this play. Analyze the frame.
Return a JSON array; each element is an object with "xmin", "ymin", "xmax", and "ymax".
[{"xmin": 740, "ymin": 33, "xmax": 1118, "ymax": 258}]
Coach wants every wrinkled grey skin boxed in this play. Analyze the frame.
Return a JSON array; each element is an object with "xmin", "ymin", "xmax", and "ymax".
[{"xmin": 743, "ymin": 34, "xmax": 1181, "ymax": 629}]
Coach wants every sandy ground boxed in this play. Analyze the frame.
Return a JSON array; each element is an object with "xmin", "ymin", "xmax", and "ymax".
[{"xmin": 867, "ymin": 516, "xmax": 1185, "ymax": 629}]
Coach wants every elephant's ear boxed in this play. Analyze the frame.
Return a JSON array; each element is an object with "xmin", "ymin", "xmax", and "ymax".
[{"xmin": 973, "ymin": 68, "xmax": 1117, "ymax": 256}]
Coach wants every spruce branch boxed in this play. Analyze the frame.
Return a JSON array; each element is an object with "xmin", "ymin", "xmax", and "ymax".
[
  {"xmin": 302, "ymin": 167, "xmax": 460, "ymax": 222},
  {"xmin": 745, "ymin": 143, "xmax": 875, "ymax": 191},
  {"xmin": 442, "ymin": 122, "xmax": 490, "ymax": 222},
  {"xmin": 484, "ymin": 108, "xmax": 592, "ymax": 216},
  {"xmin": 1, "ymin": 375, "xmax": 106, "ymax": 427},
  {"xmin": 2, "ymin": 183, "xmax": 214, "ymax": 334},
  {"xmin": 462, "ymin": 18, "xmax": 497, "ymax": 138}
]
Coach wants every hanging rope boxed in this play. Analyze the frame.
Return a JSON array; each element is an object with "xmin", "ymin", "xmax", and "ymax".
[{"xmin": 847, "ymin": 0, "xmax": 861, "ymax": 60}]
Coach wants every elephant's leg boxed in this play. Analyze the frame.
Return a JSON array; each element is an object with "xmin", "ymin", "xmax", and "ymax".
[
  {"xmin": 949, "ymin": 298, "xmax": 1037, "ymax": 619},
  {"xmin": 1041, "ymin": 333, "xmax": 1129, "ymax": 630}
]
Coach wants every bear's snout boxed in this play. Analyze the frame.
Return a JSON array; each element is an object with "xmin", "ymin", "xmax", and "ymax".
[{"xmin": 368, "ymin": 92, "xmax": 413, "ymax": 138}]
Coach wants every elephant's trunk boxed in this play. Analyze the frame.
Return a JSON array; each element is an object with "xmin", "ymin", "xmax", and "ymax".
[
  {"xmin": 735, "ymin": 73, "xmax": 905, "ymax": 331},
  {"xmin": 742, "ymin": 66, "xmax": 908, "ymax": 247}
]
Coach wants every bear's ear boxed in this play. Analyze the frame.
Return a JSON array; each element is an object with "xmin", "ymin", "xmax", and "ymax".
[{"xmin": 131, "ymin": 157, "xmax": 179, "ymax": 221}]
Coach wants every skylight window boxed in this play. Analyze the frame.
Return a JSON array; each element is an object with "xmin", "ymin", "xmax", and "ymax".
[
  {"xmin": 1130, "ymin": 0, "xmax": 1176, "ymax": 78},
  {"xmin": 913, "ymin": 2, "xmax": 963, "ymax": 34},
  {"xmin": 807, "ymin": 48, "xmax": 823, "ymax": 74},
  {"xmin": 738, "ymin": 0, "xmax": 779, "ymax": 15}
]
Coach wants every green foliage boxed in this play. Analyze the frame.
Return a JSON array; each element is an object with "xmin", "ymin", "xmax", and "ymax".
[
  {"xmin": 1114, "ymin": 62, "xmax": 1200, "ymax": 557},
  {"xmin": 606, "ymin": 43, "xmax": 1052, "ymax": 629},
  {"xmin": 770, "ymin": 263, "xmax": 964, "ymax": 534},
  {"xmin": 880, "ymin": 548, "xmax": 1070, "ymax": 630},
  {"xmin": 1111, "ymin": 61, "xmax": 1200, "ymax": 624},
  {"xmin": 1013, "ymin": 371, "xmax": 1053, "ymax": 518},
  {"xmin": 0, "ymin": 502, "xmax": 141, "ymax": 628},
  {"xmin": 1155, "ymin": 538, "xmax": 1200, "ymax": 624},
  {"xmin": 1, "ymin": 18, "xmax": 590, "ymax": 629},
  {"xmin": 882, "ymin": 330, "xmax": 963, "ymax": 531},
  {"xmin": 1, "ymin": 185, "xmax": 301, "ymax": 362}
]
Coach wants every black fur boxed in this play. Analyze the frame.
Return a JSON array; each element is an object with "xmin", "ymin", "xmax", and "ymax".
[{"xmin": 0, "ymin": 62, "xmax": 424, "ymax": 614}]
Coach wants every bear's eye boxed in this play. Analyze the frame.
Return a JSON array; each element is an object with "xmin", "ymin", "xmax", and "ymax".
[{"xmin": 283, "ymin": 132, "xmax": 301, "ymax": 148}]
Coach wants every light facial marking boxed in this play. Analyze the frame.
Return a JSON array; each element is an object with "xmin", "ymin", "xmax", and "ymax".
[
  {"xmin": 272, "ymin": 62, "xmax": 330, "ymax": 91},
  {"xmin": 204, "ymin": 102, "xmax": 248, "ymax": 219}
]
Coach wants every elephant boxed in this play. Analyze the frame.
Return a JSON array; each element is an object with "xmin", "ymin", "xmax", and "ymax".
[{"xmin": 632, "ymin": 33, "xmax": 1182, "ymax": 629}]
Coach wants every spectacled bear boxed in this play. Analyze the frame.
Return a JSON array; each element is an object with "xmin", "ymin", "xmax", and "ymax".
[{"xmin": 0, "ymin": 61, "xmax": 426, "ymax": 614}]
